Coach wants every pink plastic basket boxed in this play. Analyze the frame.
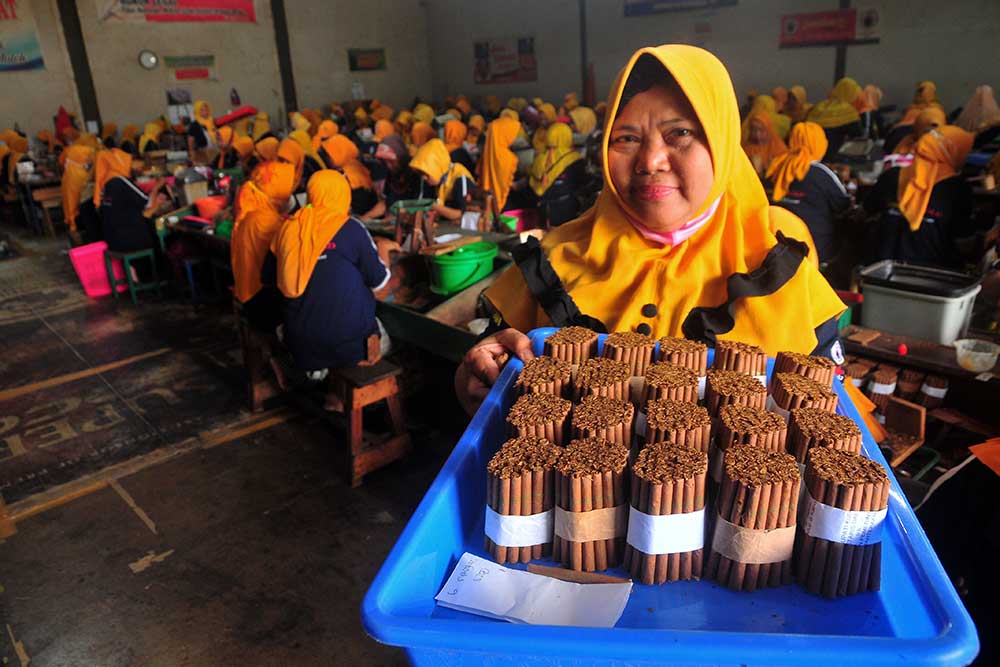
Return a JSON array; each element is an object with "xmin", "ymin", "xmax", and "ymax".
[
  {"xmin": 503, "ymin": 208, "xmax": 541, "ymax": 232},
  {"xmin": 69, "ymin": 241, "xmax": 127, "ymax": 297}
]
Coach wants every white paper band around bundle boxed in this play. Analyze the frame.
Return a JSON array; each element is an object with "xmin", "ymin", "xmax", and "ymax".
[
  {"xmin": 920, "ymin": 383, "xmax": 948, "ymax": 398},
  {"xmin": 765, "ymin": 395, "xmax": 790, "ymax": 423},
  {"xmin": 753, "ymin": 374, "xmax": 768, "ymax": 388},
  {"xmin": 484, "ymin": 506, "xmax": 554, "ymax": 547},
  {"xmin": 626, "ymin": 507, "xmax": 705, "ymax": 555},
  {"xmin": 851, "ymin": 377, "xmax": 865, "ymax": 388},
  {"xmin": 869, "ymin": 381, "xmax": 896, "ymax": 395},
  {"xmin": 711, "ymin": 515, "xmax": 795, "ymax": 564},
  {"xmin": 554, "ymin": 505, "xmax": 628, "ymax": 542},
  {"xmin": 800, "ymin": 494, "xmax": 886, "ymax": 546},
  {"xmin": 698, "ymin": 375, "xmax": 707, "ymax": 400}
]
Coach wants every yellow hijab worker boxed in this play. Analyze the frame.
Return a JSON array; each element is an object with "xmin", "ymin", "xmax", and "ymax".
[{"xmin": 456, "ymin": 44, "xmax": 842, "ymax": 414}]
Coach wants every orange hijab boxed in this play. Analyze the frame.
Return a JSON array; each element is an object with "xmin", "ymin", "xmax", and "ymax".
[
  {"xmin": 37, "ymin": 129, "xmax": 62, "ymax": 153},
  {"xmin": 443, "ymin": 120, "xmax": 468, "ymax": 152},
  {"xmin": 894, "ymin": 107, "xmax": 947, "ymax": 155},
  {"xmin": 478, "ymin": 116, "xmax": 521, "ymax": 210},
  {"xmin": 60, "ymin": 145, "xmax": 94, "ymax": 231},
  {"xmin": 216, "ymin": 126, "xmax": 235, "ymax": 168},
  {"xmin": 255, "ymin": 136, "xmax": 280, "ymax": 162},
  {"xmin": 234, "ymin": 135, "xmax": 255, "ymax": 159},
  {"xmin": 456, "ymin": 95, "xmax": 473, "ymax": 116},
  {"xmin": 312, "ymin": 120, "xmax": 339, "ymax": 150},
  {"xmin": 93, "ymin": 148, "xmax": 133, "ymax": 206},
  {"xmin": 374, "ymin": 119, "xmax": 395, "ymax": 142},
  {"xmin": 766, "ymin": 122, "xmax": 828, "ymax": 201},
  {"xmin": 320, "ymin": 135, "xmax": 373, "ymax": 190},
  {"xmin": 277, "ymin": 137, "xmax": 305, "ymax": 187},
  {"xmin": 741, "ymin": 111, "xmax": 788, "ymax": 177},
  {"xmin": 231, "ymin": 161, "xmax": 296, "ymax": 302},
  {"xmin": 897, "ymin": 81, "xmax": 944, "ymax": 127},
  {"xmin": 467, "ymin": 115, "xmax": 486, "ymax": 142},
  {"xmin": 410, "ymin": 122, "xmax": 437, "ymax": 149},
  {"xmin": 273, "ymin": 170, "xmax": 353, "ymax": 298},
  {"xmin": 772, "ymin": 87, "xmax": 788, "ymax": 113},
  {"xmin": 897, "ymin": 126, "xmax": 974, "ymax": 231},
  {"xmin": 484, "ymin": 44, "xmax": 840, "ymax": 355}
]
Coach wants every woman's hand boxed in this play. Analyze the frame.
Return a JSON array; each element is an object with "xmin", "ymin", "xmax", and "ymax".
[{"xmin": 455, "ymin": 328, "xmax": 534, "ymax": 415}]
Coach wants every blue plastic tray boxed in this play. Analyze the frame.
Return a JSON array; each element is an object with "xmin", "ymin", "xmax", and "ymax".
[{"xmin": 363, "ymin": 329, "xmax": 978, "ymax": 666}]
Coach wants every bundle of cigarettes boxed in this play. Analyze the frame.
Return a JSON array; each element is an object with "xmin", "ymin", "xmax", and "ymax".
[
  {"xmin": 796, "ymin": 447, "xmax": 890, "ymax": 598},
  {"xmin": 571, "ymin": 395, "xmax": 635, "ymax": 446},
  {"xmin": 706, "ymin": 447, "xmax": 800, "ymax": 592},
  {"xmin": 574, "ymin": 357, "xmax": 631, "ymax": 402},
  {"xmin": 919, "ymin": 374, "xmax": 948, "ymax": 409},
  {"xmin": 602, "ymin": 331, "xmax": 657, "ymax": 376},
  {"xmin": 770, "ymin": 372, "xmax": 839, "ymax": 416},
  {"xmin": 657, "ymin": 336, "xmax": 708, "ymax": 375},
  {"xmin": 895, "ymin": 369, "xmax": 925, "ymax": 402},
  {"xmin": 643, "ymin": 399, "xmax": 712, "ymax": 452},
  {"xmin": 485, "ymin": 436, "xmax": 562, "ymax": 564},
  {"xmin": 515, "ymin": 356, "xmax": 573, "ymax": 399},
  {"xmin": 867, "ymin": 366, "xmax": 899, "ymax": 414},
  {"xmin": 642, "ymin": 362, "xmax": 699, "ymax": 404},
  {"xmin": 713, "ymin": 340, "xmax": 768, "ymax": 377},
  {"xmin": 543, "ymin": 326, "xmax": 599, "ymax": 364},
  {"xmin": 773, "ymin": 351, "xmax": 837, "ymax": 387},
  {"xmin": 787, "ymin": 407, "xmax": 862, "ymax": 464},
  {"xmin": 507, "ymin": 393, "xmax": 572, "ymax": 445},
  {"xmin": 624, "ymin": 442, "xmax": 708, "ymax": 584},
  {"xmin": 705, "ymin": 369, "xmax": 767, "ymax": 416},
  {"xmin": 710, "ymin": 404, "xmax": 787, "ymax": 484},
  {"xmin": 844, "ymin": 359, "xmax": 875, "ymax": 388},
  {"xmin": 553, "ymin": 438, "xmax": 630, "ymax": 572}
]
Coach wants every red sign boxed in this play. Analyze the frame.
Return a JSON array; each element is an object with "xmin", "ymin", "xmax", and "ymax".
[
  {"xmin": 174, "ymin": 67, "xmax": 210, "ymax": 80},
  {"xmin": 779, "ymin": 8, "xmax": 880, "ymax": 48},
  {"xmin": 98, "ymin": 1, "xmax": 256, "ymax": 23}
]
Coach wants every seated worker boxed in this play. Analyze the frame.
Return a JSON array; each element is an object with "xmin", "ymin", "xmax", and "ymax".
[
  {"xmin": 287, "ymin": 130, "xmax": 325, "ymax": 191},
  {"xmin": 741, "ymin": 110, "xmax": 787, "ymax": 178},
  {"xmin": 746, "ymin": 95, "xmax": 790, "ymax": 140},
  {"xmin": 371, "ymin": 134, "xmax": 417, "ymax": 210},
  {"xmin": 215, "ymin": 126, "xmax": 240, "ymax": 170},
  {"xmin": 312, "ymin": 120, "xmax": 339, "ymax": 151},
  {"xmin": 35, "ymin": 129, "xmax": 63, "ymax": 158},
  {"xmin": 884, "ymin": 107, "xmax": 945, "ymax": 156},
  {"xmin": 444, "ymin": 120, "xmax": 475, "ymax": 173},
  {"xmin": 100, "ymin": 123, "xmax": 118, "ymax": 149},
  {"xmin": 119, "ymin": 125, "xmax": 140, "ymax": 155},
  {"xmin": 272, "ymin": 170, "xmax": 390, "ymax": 374},
  {"xmin": 896, "ymin": 80, "xmax": 944, "ymax": 128},
  {"xmin": 568, "ymin": 105, "xmax": 599, "ymax": 139},
  {"xmin": 138, "ymin": 122, "xmax": 163, "ymax": 156},
  {"xmin": 410, "ymin": 138, "xmax": 475, "ymax": 221},
  {"xmin": 956, "ymin": 86, "xmax": 1000, "ymax": 148},
  {"xmin": 60, "ymin": 144, "xmax": 96, "ymax": 242},
  {"xmin": 863, "ymin": 126, "xmax": 975, "ymax": 270},
  {"xmin": 252, "ymin": 112, "xmax": 274, "ymax": 142},
  {"xmin": 807, "ymin": 78, "xmax": 863, "ymax": 158},
  {"xmin": 857, "ymin": 85, "xmax": 883, "ymax": 140},
  {"xmin": 456, "ymin": 45, "xmax": 842, "ymax": 414},
  {"xmin": 318, "ymin": 135, "xmax": 380, "ymax": 218},
  {"xmin": 767, "ymin": 122, "xmax": 851, "ymax": 265},
  {"xmin": 409, "ymin": 121, "xmax": 437, "ymax": 156},
  {"xmin": 187, "ymin": 100, "xmax": 216, "ymax": 154},
  {"xmin": 231, "ymin": 161, "xmax": 296, "ymax": 331},
  {"xmin": 276, "ymin": 137, "xmax": 305, "ymax": 198},
  {"xmin": 466, "ymin": 114, "xmax": 486, "ymax": 161},
  {"xmin": 528, "ymin": 122, "xmax": 586, "ymax": 227},
  {"xmin": 478, "ymin": 115, "xmax": 526, "ymax": 212},
  {"xmin": 233, "ymin": 135, "xmax": 255, "ymax": 171},
  {"xmin": 784, "ymin": 85, "xmax": 812, "ymax": 124},
  {"xmin": 255, "ymin": 136, "xmax": 280, "ymax": 164},
  {"xmin": 95, "ymin": 149, "xmax": 172, "ymax": 268}
]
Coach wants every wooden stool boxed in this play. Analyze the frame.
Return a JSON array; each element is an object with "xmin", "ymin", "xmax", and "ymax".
[
  {"xmin": 0, "ymin": 493, "xmax": 15, "ymax": 538},
  {"xmin": 235, "ymin": 304, "xmax": 285, "ymax": 412},
  {"xmin": 31, "ymin": 186, "xmax": 62, "ymax": 237},
  {"xmin": 329, "ymin": 360, "xmax": 411, "ymax": 487}
]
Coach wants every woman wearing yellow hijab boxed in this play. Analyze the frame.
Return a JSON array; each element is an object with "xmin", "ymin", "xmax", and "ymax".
[
  {"xmin": 766, "ymin": 122, "xmax": 851, "ymax": 264},
  {"xmin": 216, "ymin": 126, "xmax": 240, "ymax": 169},
  {"xmin": 412, "ymin": 103, "xmax": 435, "ymax": 125},
  {"xmin": 137, "ymin": 123, "xmax": 161, "ymax": 155},
  {"xmin": 252, "ymin": 112, "xmax": 272, "ymax": 141},
  {"xmin": 36, "ymin": 129, "xmax": 63, "ymax": 155},
  {"xmin": 277, "ymin": 137, "xmax": 305, "ymax": 189},
  {"xmin": 478, "ymin": 116, "xmax": 522, "ymax": 212},
  {"xmin": 374, "ymin": 119, "xmax": 395, "ymax": 143},
  {"xmin": 807, "ymin": 78, "xmax": 863, "ymax": 157},
  {"xmin": 746, "ymin": 94, "xmax": 790, "ymax": 140},
  {"xmin": 409, "ymin": 122, "xmax": 437, "ymax": 155},
  {"xmin": 394, "ymin": 110, "xmax": 414, "ymax": 143},
  {"xmin": 741, "ymin": 110, "xmax": 788, "ymax": 178},
  {"xmin": 100, "ymin": 123, "xmax": 118, "ymax": 148},
  {"xmin": 272, "ymin": 170, "xmax": 389, "ymax": 372},
  {"xmin": 568, "ymin": 106, "xmax": 599, "ymax": 136},
  {"xmin": 455, "ymin": 95, "xmax": 473, "ymax": 117},
  {"xmin": 864, "ymin": 126, "xmax": 974, "ymax": 269},
  {"xmin": 458, "ymin": 45, "xmax": 841, "ymax": 413},
  {"xmin": 318, "ymin": 134, "xmax": 377, "ymax": 216},
  {"xmin": 785, "ymin": 85, "xmax": 812, "ymax": 124},
  {"xmin": 255, "ymin": 136, "xmax": 280, "ymax": 162},
  {"xmin": 443, "ymin": 119, "xmax": 474, "ymax": 172},
  {"xmin": 188, "ymin": 100, "xmax": 216, "ymax": 153},
  {"xmin": 289, "ymin": 111, "xmax": 311, "ymax": 135},
  {"xmin": 410, "ymin": 138, "xmax": 475, "ymax": 221},
  {"xmin": 60, "ymin": 145, "xmax": 94, "ymax": 233},
  {"xmin": 93, "ymin": 148, "xmax": 134, "ymax": 206},
  {"xmin": 890, "ymin": 106, "xmax": 946, "ymax": 155},
  {"xmin": 528, "ymin": 122, "xmax": 586, "ymax": 226},
  {"xmin": 772, "ymin": 87, "xmax": 789, "ymax": 113},
  {"xmin": 531, "ymin": 125, "xmax": 548, "ymax": 156},
  {"xmin": 288, "ymin": 129, "xmax": 324, "ymax": 185},
  {"xmin": 897, "ymin": 81, "xmax": 943, "ymax": 128},
  {"xmin": 119, "ymin": 125, "xmax": 140, "ymax": 154},
  {"xmin": 5, "ymin": 134, "xmax": 29, "ymax": 185},
  {"xmin": 312, "ymin": 120, "xmax": 339, "ymax": 150},
  {"xmin": 562, "ymin": 92, "xmax": 580, "ymax": 114},
  {"xmin": 231, "ymin": 160, "xmax": 296, "ymax": 329},
  {"xmin": 233, "ymin": 135, "xmax": 255, "ymax": 168}
]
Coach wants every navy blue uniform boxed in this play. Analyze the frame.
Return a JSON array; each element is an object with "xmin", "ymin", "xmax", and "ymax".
[{"xmin": 773, "ymin": 162, "xmax": 852, "ymax": 263}]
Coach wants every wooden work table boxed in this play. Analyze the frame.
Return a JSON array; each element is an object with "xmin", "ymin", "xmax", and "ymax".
[{"xmin": 841, "ymin": 324, "xmax": 999, "ymax": 382}]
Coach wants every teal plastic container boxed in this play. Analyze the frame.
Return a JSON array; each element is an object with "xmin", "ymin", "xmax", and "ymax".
[{"xmin": 428, "ymin": 241, "xmax": 498, "ymax": 295}]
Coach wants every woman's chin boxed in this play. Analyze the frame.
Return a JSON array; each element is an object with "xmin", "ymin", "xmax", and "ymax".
[{"xmin": 625, "ymin": 199, "xmax": 690, "ymax": 232}]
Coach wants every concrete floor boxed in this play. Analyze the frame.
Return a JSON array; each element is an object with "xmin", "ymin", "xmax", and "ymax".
[{"xmin": 0, "ymin": 228, "xmax": 466, "ymax": 665}]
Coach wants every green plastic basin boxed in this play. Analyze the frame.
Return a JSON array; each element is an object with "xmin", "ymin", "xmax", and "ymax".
[{"xmin": 428, "ymin": 241, "xmax": 498, "ymax": 295}]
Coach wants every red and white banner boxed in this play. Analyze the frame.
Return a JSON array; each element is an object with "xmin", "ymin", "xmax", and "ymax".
[
  {"xmin": 97, "ymin": 0, "xmax": 256, "ymax": 23},
  {"xmin": 779, "ymin": 7, "xmax": 880, "ymax": 48}
]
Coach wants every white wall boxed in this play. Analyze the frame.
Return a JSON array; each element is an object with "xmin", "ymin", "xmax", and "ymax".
[
  {"xmin": 286, "ymin": 0, "xmax": 433, "ymax": 111},
  {"xmin": 0, "ymin": 0, "xmax": 81, "ymax": 133}
]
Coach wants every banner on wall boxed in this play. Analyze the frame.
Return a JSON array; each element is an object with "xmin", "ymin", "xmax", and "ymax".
[
  {"xmin": 624, "ymin": 0, "xmax": 737, "ymax": 17},
  {"xmin": 473, "ymin": 37, "xmax": 537, "ymax": 85},
  {"xmin": 97, "ymin": 0, "xmax": 256, "ymax": 23},
  {"xmin": 0, "ymin": 1, "xmax": 45, "ymax": 71},
  {"xmin": 164, "ymin": 54, "xmax": 216, "ymax": 82},
  {"xmin": 348, "ymin": 48, "xmax": 386, "ymax": 72},
  {"xmin": 779, "ymin": 8, "xmax": 880, "ymax": 48}
]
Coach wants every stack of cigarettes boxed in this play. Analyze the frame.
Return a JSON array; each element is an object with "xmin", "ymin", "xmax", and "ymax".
[
  {"xmin": 574, "ymin": 357, "xmax": 631, "ymax": 401},
  {"xmin": 896, "ymin": 369, "xmax": 925, "ymax": 401},
  {"xmin": 867, "ymin": 366, "xmax": 899, "ymax": 414},
  {"xmin": 919, "ymin": 375, "xmax": 948, "ymax": 409},
  {"xmin": 657, "ymin": 337, "xmax": 708, "ymax": 375},
  {"xmin": 711, "ymin": 404, "xmax": 787, "ymax": 484},
  {"xmin": 644, "ymin": 399, "xmax": 712, "ymax": 452},
  {"xmin": 515, "ymin": 356, "xmax": 573, "ymax": 399},
  {"xmin": 707, "ymin": 447, "xmax": 800, "ymax": 592},
  {"xmin": 507, "ymin": 393, "xmax": 572, "ymax": 445},
  {"xmin": 553, "ymin": 438, "xmax": 630, "ymax": 572},
  {"xmin": 773, "ymin": 351, "xmax": 836, "ymax": 387},
  {"xmin": 844, "ymin": 358, "xmax": 875, "ymax": 387},
  {"xmin": 624, "ymin": 442, "xmax": 708, "ymax": 584},
  {"xmin": 571, "ymin": 395, "xmax": 635, "ymax": 446},
  {"xmin": 713, "ymin": 340, "xmax": 768, "ymax": 377},
  {"xmin": 787, "ymin": 408, "xmax": 863, "ymax": 464},
  {"xmin": 544, "ymin": 326, "xmax": 599, "ymax": 364},
  {"xmin": 796, "ymin": 447, "xmax": 890, "ymax": 598},
  {"xmin": 770, "ymin": 373, "xmax": 838, "ymax": 415},
  {"xmin": 602, "ymin": 331, "xmax": 657, "ymax": 376},
  {"xmin": 641, "ymin": 362, "xmax": 699, "ymax": 404},
  {"xmin": 705, "ymin": 369, "xmax": 767, "ymax": 416},
  {"xmin": 485, "ymin": 436, "xmax": 562, "ymax": 564}
]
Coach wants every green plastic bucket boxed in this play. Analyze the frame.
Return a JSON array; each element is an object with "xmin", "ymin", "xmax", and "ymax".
[
  {"xmin": 429, "ymin": 241, "xmax": 498, "ymax": 295},
  {"xmin": 390, "ymin": 198, "xmax": 435, "ymax": 214}
]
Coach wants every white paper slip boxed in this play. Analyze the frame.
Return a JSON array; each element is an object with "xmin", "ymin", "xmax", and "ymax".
[{"xmin": 435, "ymin": 552, "xmax": 632, "ymax": 628}]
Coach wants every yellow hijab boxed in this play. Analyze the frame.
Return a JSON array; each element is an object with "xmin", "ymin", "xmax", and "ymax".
[
  {"xmin": 232, "ymin": 161, "xmax": 296, "ymax": 302},
  {"xmin": 252, "ymin": 112, "xmax": 271, "ymax": 141},
  {"xmin": 138, "ymin": 123, "xmax": 162, "ymax": 155},
  {"xmin": 568, "ymin": 106, "xmax": 598, "ymax": 136},
  {"xmin": 36, "ymin": 129, "xmax": 63, "ymax": 154},
  {"xmin": 93, "ymin": 148, "xmax": 133, "ymax": 206},
  {"xmin": 320, "ymin": 135, "xmax": 373, "ymax": 190},
  {"xmin": 289, "ymin": 129, "xmax": 321, "ymax": 165},
  {"xmin": 413, "ymin": 103, "xmax": 435, "ymax": 125},
  {"xmin": 745, "ymin": 94, "xmax": 790, "ymax": 139},
  {"xmin": 273, "ymin": 170, "xmax": 353, "ymax": 298},
  {"xmin": 478, "ymin": 116, "xmax": 521, "ymax": 211},
  {"xmin": 484, "ymin": 44, "xmax": 840, "ymax": 355},
  {"xmin": 468, "ymin": 115, "xmax": 486, "ymax": 142},
  {"xmin": 278, "ymin": 136, "xmax": 306, "ymax": 187},
  {"xmin": 893, "ymin": 107, "xmax": 947, "ymax": 155},
  {"xmin": 5, "ymin": 134, "xmax": 28, "ymax": 184},
  {"xmin": 787, "ymin": 85, "xmax": 812, "ymax": 123},
  {"xmin": 410, "ymin": 122, "xmax": 437, "ymax": 151},
  {"xmin": 529, "ymin": 122, "xmax": 581, "ymax": 196},
  {"xmin": 374, "ymin": 119, "xmax": 395, "ymax": 142},
  {"xmin": 60, "ymin": 145, "xmax": 94, "ymax": 232},
  {"xmin": 741, "ymin": 111, "xmax": 788, "ymax": 177},
  {"xmin": 101, "ymin": 123, "xmax": 118, "ymax": 142},
  {"xmin": 444, "ymin": 120, "xmax": 468, "ymax": 153},
  {"xmin": 532, "ymin": 127, "xmax": 548, "ymax": 154},
  {"xmin": 410, "ymin": 139, "xmax": 475, "ymax": 205},
  {"xmin": 539, "ymin": 103, "xmax": 557, "ymax": 123},
  {"xmin": 897, "ymin": 80, "xmax": 943, "ymax": 126},
  {"xmin": 255, "ymin": 136, "xmax": 279, "ymax": 162},
  {"xmin": 807, "ymin": 78, "xmax": 862, "ymax": 128},
  {"xmin": 234, "ymin": 135, "xmax": 255, "ymax": 159},
  {"xmin": 897, "ymin": 126, "xmax": 974, "ymax": 231},
  {"xmin": 194, "ymin": 100, "xmax": 216, "ymax": 134},
  {"xmin": 312, "ymin": 120, "xmax": 339, "ymax": 150},
  {"xmin": 766, "ymin": 122, "xmax": 828, "ymax": 201}
]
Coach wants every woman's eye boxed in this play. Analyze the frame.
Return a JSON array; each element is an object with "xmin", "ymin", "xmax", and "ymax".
[{"xmin": 613, "ymin": 134, "xmax": 639, "ymax": 144}]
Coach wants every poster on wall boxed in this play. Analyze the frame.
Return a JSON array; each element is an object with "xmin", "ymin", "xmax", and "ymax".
[
  {"xmin": 473, "ymin": 37, "xmax": 536, "ymax": 85},
  {"xmin": 97, "ymin": 0, "xmax": 256, "ymax": 23},
  {"xmin": 624, "ymin": 0, "xmax": 737, "ymax": 17},
  {"xmin": 779, "ymin": 8, "xmax": 880, "ymax": 48},
  {"xmin": 348, "ymin": 48, "xmax": 386, "ymax": 72},
  {"xmin": 0, "ymin": 1, "xmax": 45, "ymax": 71},
  {"xmin": 164, "ymin": 55, "xmax": 216, "ymax": 82}
]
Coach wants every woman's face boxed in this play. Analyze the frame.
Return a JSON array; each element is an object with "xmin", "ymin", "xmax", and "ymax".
[
  {"xmin": 421, "ymin": 171, "xmax": 440, "ymax": 187},
  {"xmin": 199, "ymin": 105, "xmax": 211, "ymax": 120},
  {"xmin": 749, "ymin": 118, "xmax": 769, "ymax": 144},
  {"xmin": 608, "ymin": 82, "xmax": 714, "ymax": 233}
]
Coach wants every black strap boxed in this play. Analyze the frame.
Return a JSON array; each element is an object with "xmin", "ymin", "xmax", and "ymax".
[
  {"xmin": 512, "ymin": 237, "xmax": 607, "ymax": 332},
  {"xmin": 681, "ymin": 231, "xmax": 809, "ymax": 345}
]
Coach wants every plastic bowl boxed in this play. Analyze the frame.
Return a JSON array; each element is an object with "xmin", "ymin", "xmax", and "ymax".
[
  {"xmin": 953, "ymin": 338, "xmax": 1000, "ymax": 372},
  {"xmin": 195, "ymin": 195, "xmax": 227, "ymax": 220}
]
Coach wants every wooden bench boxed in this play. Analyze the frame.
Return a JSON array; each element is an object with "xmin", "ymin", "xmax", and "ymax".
[{"xmin": 31, "ymin": 185, "xmax": 63, "ymax": 237}]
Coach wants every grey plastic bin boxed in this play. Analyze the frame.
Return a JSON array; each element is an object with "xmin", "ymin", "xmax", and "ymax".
[{"xmin": 859, "ymin": 261, "xmax": 981, "ymax": 344}]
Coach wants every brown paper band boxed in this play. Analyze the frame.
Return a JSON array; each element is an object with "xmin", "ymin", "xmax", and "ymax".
[
  {"xmin": 553, "ymin": 504, "xmax": 628, "ymax": 542},
  {"xmin": 711, "ymin": 515, "xmax": 795, "ymax": 564}
]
